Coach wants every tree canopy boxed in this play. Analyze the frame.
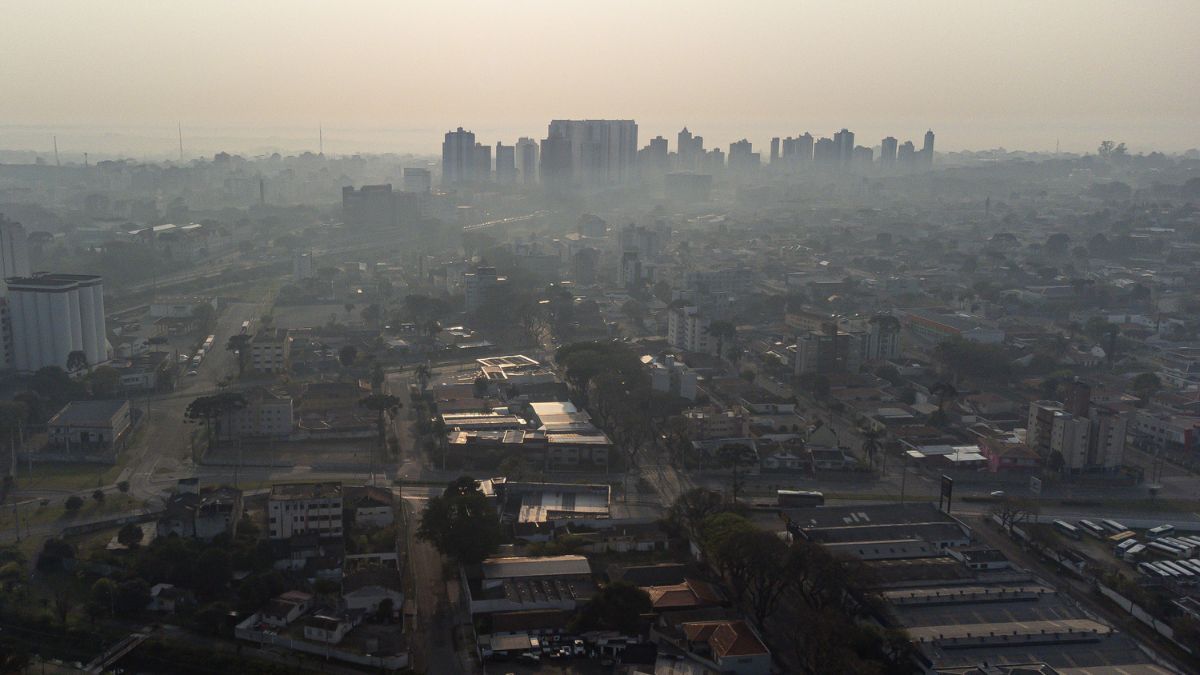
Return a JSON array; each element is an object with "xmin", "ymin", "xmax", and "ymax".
[{"xmin": 416, "ymin": 476, "xmax": 503, "ymax": 564}]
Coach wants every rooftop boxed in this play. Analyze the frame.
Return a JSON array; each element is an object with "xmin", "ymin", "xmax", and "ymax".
[
  {"xmin": 270, "ymin": 482, "xmax": 342, "ymax": 500},
  {"xmin": 480, "ymin": 555, "xmax": 592, "ymax": 580},
  {"xmin": 48, "ymin": 399, "xmax": 129, "ymax": 427}
]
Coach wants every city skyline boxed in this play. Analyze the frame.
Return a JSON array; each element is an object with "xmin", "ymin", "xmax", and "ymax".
[{"xmin": 2, "ymin": 1, "xmax": 1199, "ymax": 157}]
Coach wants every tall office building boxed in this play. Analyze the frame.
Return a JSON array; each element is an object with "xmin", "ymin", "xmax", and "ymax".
[
  {"xmin": 8, "ymin": 273, "xmax": 107, "ymax": 372},
  {"xmin": 515, "ymin": 137, "xmax": 539, "ymax": 184},
  {"xmin": 880, "ymin": 137, "xmax": 899, "ymax": 166},
  {"xmin": 402, "ymin": 168, "xmax": 431, "ymax": 193},
  {"xmin": 0, "ymin": 216, "xmax": 31, "ymax": 282},
  {"xmin": 922, "ymin": 129, "xmax": 936, "ymax": 165},
  {"xmin": 898, "ymin": 140, "xmax": 917, "ymax": 165},
  {"xmin": 543, "ymin": 119, "xmax": 638, "ymax": 187},
  {"xmin": 495, "ymin": 143, "xmax": 516, "ymax": 184},
  {"xmin": 769, "ymin": 137, "xmax": 781, "ymax": 165},
  {"xmin": 441, "ymin": 127, "xmax": 476, "ymax": 186},
  {"xmin": 833, "ymin": 128, "xmax": 855, "ymax": 164}
]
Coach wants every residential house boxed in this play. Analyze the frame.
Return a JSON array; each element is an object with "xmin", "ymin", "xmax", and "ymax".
[
  {"xmin": 682, "ymin": 620, "xmax": 771, "ymax": 675},
  {"xmin": 342, "ymin": 568, "xmax": 404, "ymax": 617}
]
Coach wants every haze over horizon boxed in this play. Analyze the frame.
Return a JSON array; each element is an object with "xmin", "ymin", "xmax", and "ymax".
[{"xmin": 3, "ymin": 0, "xmax": 1199, "ymax": 158}]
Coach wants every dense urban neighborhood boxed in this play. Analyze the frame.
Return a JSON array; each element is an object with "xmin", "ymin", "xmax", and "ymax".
[{"xmin": 0, "ymin": 106, "xmax": 1199, "ymax": 674}]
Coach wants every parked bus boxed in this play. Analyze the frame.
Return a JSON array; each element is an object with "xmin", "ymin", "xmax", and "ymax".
[
  {"xmin": 1101, "ymin": 519, "xmax": 1129, "ymax": 534},
  {"xmin": 1078, "ymin": 520, "xmax": 1106, "ymax": 539},
  {"xmin": 1125, "ymin": 543, "xmax": 1146, "ymax": 562},
  {"xmin": 1138, "ymin": 562, "xmax": 1168, "ymax": 579},
  {"xmin": 777, "ymin": 490, "xmax": 825, "ymax": 508},
  {"xmin": 1147, "ymin": 541, "xmax": 1186, "ymax": 559},
  {"xmin": 1107, "ymin": 530, "xmax": 1137, "ymax": 544},
  {"xmin": 1053, "ymin": 520, "xmax": 1081, "ymax": 540},
  {"xmin": 1148, "ymin": 524, "xmax": 1176, "ymax": 539},
  {"xmin": 1115, "ymin": 538, "xmax": 1139, "ymax": 557}
]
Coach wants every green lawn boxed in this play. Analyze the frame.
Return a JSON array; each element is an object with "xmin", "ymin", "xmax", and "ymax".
[{"xmin": 0, "ymin": 494, "xmax": 142, "ymax": 532}]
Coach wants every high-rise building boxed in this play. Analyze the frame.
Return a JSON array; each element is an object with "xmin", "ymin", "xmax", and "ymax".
[
  {"xmin": 0, "ymin": 217, "xmax": 30, "ymax": 283},
  {"xmin": 897, "ymin": 140, "xmax": 917, "ymax": 165},
  {"xmin": 441, "ymin": 127, "xmax": 476, "ymax": 186},
  {"xmin": 813, "ymin": 137, "xmax": 837, "ymax": 163},
  {"xmin": 515, "ymin": 137, "xmax": 539, "ymax": 184},
  {"xmin": 8, "ymin": 273, "xmax": 107, "ymax": 372},
  {"xmin": 923, "ymin": 129, "xmax": 935, "ymax": 165},
  {"xmin": 796, "ymin": 133, "xmax": 814, "ymax": 164},
  {"xmin": 539, "ymin": 133, "xmax": 574, "ymax": 191},
  {"xmin": 640, "ymin": 135, "xmax": 669, "ymax": 174},
  {"xmin": 880, "ymin": 137, "xmax": 899, "ymax": 166},
  {"xmin": 473, "ymin": 143, "xmax": 492, "ymax": 182},
  {"xmin": 727, "ymin": 139, "xmax": 759, "ymax": 173},
  {"xmin": 543, "ymin": 119, "xmax": 638, "ymax": 187},
  {"xmin": 402, "ymin": 168, "xmax": 432, "ymax": 193},
  {"xmin": 676, "ymin": 127, "xmax": 704, "ymax": 168},
  {"xmin": 833, "ymin": 128, "xmax": 855, "ymax": 164},
  {"xmin": 852, "ymin": 145, "xmax": 874, "ymax": 165},
  {"xmin": 342, "ymin": 185, "xmax": 396, "ymax": 226},
  {"xmin": 464, "ymin": 266, "xmax": 503, "ymax": 313},
  {"xmin": 495, "ymin": 143, "xmax": 516, "ymax": 184},
  {"xmin": 769, "ymin": 137, "xmax": 781, "ymax": 165}
]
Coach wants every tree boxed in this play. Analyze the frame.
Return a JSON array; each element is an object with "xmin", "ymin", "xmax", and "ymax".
[
  {"xmin": 706, "ymin": 320, "xmax": 737, "ymax": 361},
  {"xmin": 416, "ymin": 476, "xmax": 503, "ymax": 564},
  {"xmin": 64, "ymin": 495, "xmax": 84, "ymax": 512},
  {"xmin": 115, "ymin": 578, "xmax": 151, "ymax": 615},
  {"xmin": 92, "ymin": 488, "xmax": 105, "ymax": 504},
  {"xmin": 89, "ymin": 578, "xmax": 118, "ymax": 617},
  {"xmin": 715, "ymin": 443, "xmax": 757, "ymax": 503},
  {"xmin": 359, "ymin": 394, "xmax": 401, "ymax": 453},
  {"xmin": 573, "ymin": 581, "xmax": 652, "ymax": 634},
  {"xmin": 226, "ymin": 334, "xmax": 252, "ymax": 376},
  {"xmin": 339, "ymin": 344, "xmax": 358, "ymax": 367},
  {"xmin": 859, "ymin": 426, "xmax": 882, "ymax": 470},
  {"xmin": 66, "ymin": 349, "xmax": 89, "ymax": 373},
  {"xmin": 991, "ymin": 496, "xmax": 1039, "ymax": 534},
  {"xmin": 376, "ymin": 597, "xmax": 395, "ymax": 622},
  {"xmin": 118, "ymin": 523, "xmax": 143, "ymax": 548},
  {"xmin": 184, "ymin": 393, "xmax": 248, "ymax": 450},
  {"xmin": 1131, "ymin": 372, "xmax": 1161, "ymax": 404},
  {"xmin": 666, "ymin": 488, "xmax": 727, "ymax": 541},
  {"xmin": 415, "ymin": 363, "xmax": 432, "ymax": 391},
  {"xmin": 87, "ymin": 365, "xmax": 122, "ymax": 398},
  {"xmin": 371, "ymin": 363, "xmax": 385, "ymax": 393},
  {"xmin": 473, "ymin": 375, "xmax": 489, "ymax": 399},
  {"xmin": 30, "ymin": 366, "xmax": 85, "ymax": 405},
  {"xmin": 117, "ymin": 480, "xmax": 130, "ymax": 494},
  {"xmin": 194, "ymin": 549, "xmax": 233, "ymax": 596},
  {"xmin": 361, "ymin": 303, "xmax": 382, "ymax": 328}
]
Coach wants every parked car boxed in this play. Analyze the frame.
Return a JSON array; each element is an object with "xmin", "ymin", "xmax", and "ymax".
[{"xmin": 517, "ymin": 653, "xmax": 540, "ymax": 665}]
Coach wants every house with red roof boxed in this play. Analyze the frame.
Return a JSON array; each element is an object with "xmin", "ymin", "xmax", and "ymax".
[{"xmin": 681, "ymin": 619, "xmax": 771, "ymax": 675}]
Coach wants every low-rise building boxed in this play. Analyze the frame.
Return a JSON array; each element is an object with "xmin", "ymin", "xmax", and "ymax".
[
  {"xmin": 223, "ymin": 386, "xmax": 294, "ymax": 438},
  {"xmin": 156, "ymin": 480, "xmax": 242, "ymax": 541},
  {"xmin": 342, "ymin": 568, "xmax": 404, "ymax": 616},
  {"xmin": 47, "ymin": 399, "xmax": 133, "ymax": 453},
  {"xmin": 681, "ymin": 620, "xmax": 771, "ymax": 675},
  {"xmin": 251, "ymin": 328, "xmax": 291, "ymax": 374},
  {"xmin": 465, "ymin": 555, "xmax": 595, "ymax": 616},
  {"xmin": 268, "ymin": 482, "xmax": 344, "ymax": 540}
]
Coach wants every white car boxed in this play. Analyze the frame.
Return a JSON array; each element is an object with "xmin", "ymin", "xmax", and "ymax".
[{"xmin": 186, "ymin": 370, "xmax": 199, "ymax": 377}]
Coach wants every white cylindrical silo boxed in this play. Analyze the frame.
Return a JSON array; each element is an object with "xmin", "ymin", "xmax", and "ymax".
[
  {"xmin": 49, "ymin": 288, "xmax": 72, "ymax": 369},
  {"xmin": 67, "ymin": 285, "xmax": 83, "ymax": 360},
  {"xmin": 77, "ymin": 279, "xmax": 98, "ymax": 365},
  {"xmin": 91, "ymin": 280, "xmax": 107, "ymax": 363}
]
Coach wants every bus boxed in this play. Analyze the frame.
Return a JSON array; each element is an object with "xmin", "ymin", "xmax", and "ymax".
[
  {"xmin": 1138, "ymin": 562, "xmax": 1168, "ymax": 579},
  {"xmin": 1101, "ymin": 519, "xmax": 1129, "ymax": 534},
  {"xmin": 1107, "ymin": 530, "xmax": 1137, "ymax": 544},
  {"xmin": 1078, "ymin": 520, "xmax": 1107, "ymax": 539},
  {"xmin": 1053, "ymin": 520, "xmax": 1081, "ymax": 540},
  {"xmin": 1161, "ymin": 561, "xmax": 1194, "ymax": 578},
  {"xmin": 1148, "ymin": 524, "xmax": 1176, "ymax": 539},
  {"xmin": 1125, "ymin": 544, "xmax": 1146, "ymax": 562},
  {"xmin": 1115, "ymin": 538, "xmax": 1139, "ymax": 557},
  {"xmin": 1147, "ymin": 541, "xmax": 1186, "ymax": 559},
  {"xmin": 777, "ymin": 490, "xmax": 825, "ymax": 508}
]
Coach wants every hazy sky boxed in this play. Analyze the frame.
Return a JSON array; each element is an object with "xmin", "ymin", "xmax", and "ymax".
[{"xmin": 2, "ymin": 0, "xmax": 1198, "ymax": 157}]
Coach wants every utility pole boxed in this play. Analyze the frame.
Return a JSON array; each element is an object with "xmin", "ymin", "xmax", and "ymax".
[
  {"xmin": 53, "ymin": 135, "xmax": 60, "ymax": 167},
  {"xmin": 178, "ymin": 123, "xmax": 184, "ymax": 161}
]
